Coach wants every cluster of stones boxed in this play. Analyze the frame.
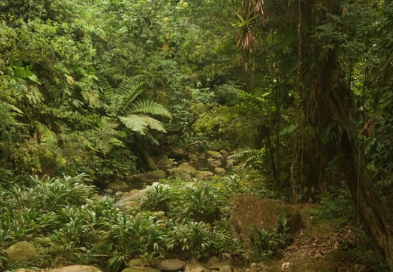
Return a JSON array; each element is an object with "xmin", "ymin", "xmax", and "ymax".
[
  {"xmin": 5, "ymin": 243, "xmax": 250, "ymax": 272},
  {"xmin": 103, "ymin": 149, "xmax": 241, "ymax": 210}
]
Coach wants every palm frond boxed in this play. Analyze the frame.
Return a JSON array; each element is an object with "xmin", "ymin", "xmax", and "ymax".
[{"xmin": 131, "ymin": 100, "xmax": 172, "ymax": 118}]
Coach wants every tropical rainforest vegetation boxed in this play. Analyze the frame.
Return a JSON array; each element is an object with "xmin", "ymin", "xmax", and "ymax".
[{"xmin": 1, "ymin": 0, "xmax": 393, "ymax": 271}]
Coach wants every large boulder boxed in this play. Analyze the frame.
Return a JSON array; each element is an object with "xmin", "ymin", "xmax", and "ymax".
[
  {"xmin": 6, "ymin": 241, "xmax": 39, "ymax": 263},
  {"xmin": 230, "ymin": 195, "xmax": 302, "ymax": 243},
  {"xmin": 49, "ymin": 265, "xmax": 103, "ymax": 272}
]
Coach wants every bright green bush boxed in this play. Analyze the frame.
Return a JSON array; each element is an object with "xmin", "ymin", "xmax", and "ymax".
[{"xmin": 0, "ymin": 175, "xmax": 243, "ymax": 271}]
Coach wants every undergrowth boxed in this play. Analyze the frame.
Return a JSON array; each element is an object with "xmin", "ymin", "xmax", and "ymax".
[{"xmin": 0, "ymin": 174, "xmax": 246, "ymax": 271}]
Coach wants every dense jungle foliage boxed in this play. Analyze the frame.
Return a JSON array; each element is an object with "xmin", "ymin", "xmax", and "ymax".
[{"xmin": 1, "ymin": 0, "xmax": 393, "ymax": 271}]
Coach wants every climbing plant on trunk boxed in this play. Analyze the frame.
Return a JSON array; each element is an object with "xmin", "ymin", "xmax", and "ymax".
[{"xmin": 236, "ymin": 0, "xmax": 393, "ymax": 267}]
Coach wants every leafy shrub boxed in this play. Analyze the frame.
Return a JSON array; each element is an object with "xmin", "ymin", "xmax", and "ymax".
[
  {"xmin": 249, "ymin": 214, "xmax": 292, "ymax": 262},
  {"xmin": 171, "ymin": 183, "xmax": 225, "ymax": 223},
  {"xmin": 316, "ymin": 184, "xmax": 355, "ymax": 227},
  {"xmin": 0, "ymin": 174, "xmax": 245, "ymax": 271},
  {"xmin": 140, "ymin": 183, "xmax": 172, "ymax": 212}
]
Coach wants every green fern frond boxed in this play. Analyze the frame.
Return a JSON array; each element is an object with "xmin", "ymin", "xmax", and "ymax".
[
  {"xmin": 98, "ymin": 74, "xmax": 114, "ymax": 97},
  {"xmin": 117, "ymin": 78, "xmax": 143, "ymax": 96},
  {"xmin": 72, "ymin": 99, "xmax": 84, "ymax": 108},
  {"xmin": 119, "ymin": 114, "xmax": 148, "ymax": 135},
  {"xmin": 142, "ymin": 115, "xmax": 167, "ymax": 132},
  {"xmin": 35, "ymin": 121, "xmax": 56, "ymax": 144},
  {"xmin": 120, "ymin": 82, "xmax": 144, "ymax": 112},
  {"xmin": 119, "ymin": 114, "xmax": 167, "ymax": 135},
  {"xmin": 7, "ymin": 104, "xmax": 24, "ymax": 114},
  {"xmin": 94, "ymin": 118, "xmax": 124, "ymax": 154},
  {"xmin": 131, "ymin": 100, "xmax": 172, "ymax": 118},
  {"xmin": 229, "ymin": 149, "xmax": 262, "ymax": 166},
  {"xmin": 0, "ymin": 102, "xmax": 23, "ymax": 131},
  {"xmin": 108, "ymin": 95, "xmax": 124, "ymax": 115},
  {"xmin": 81, "ymin": 90, "xmax": 104, "ymax": 108},
  {"xmin": 232, "ymin": 89, "xmax": 268, "ymax": 115}
]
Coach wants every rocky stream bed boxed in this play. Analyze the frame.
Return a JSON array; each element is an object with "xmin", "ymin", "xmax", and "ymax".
[{"xmin": 4, "ymin": 149, "xmax": 371, "ymax": 272}]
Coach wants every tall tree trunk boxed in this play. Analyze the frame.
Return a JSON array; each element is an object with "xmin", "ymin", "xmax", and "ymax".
[
  {"xmin": 300, "ymin": 0, "xmax": 393, "ymax": 267},
  {"xmin": 341, "ymin": 134, "xmax": 393, "ymax": 268}
]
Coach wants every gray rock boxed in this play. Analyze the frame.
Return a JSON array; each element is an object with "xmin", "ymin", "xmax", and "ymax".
[
  {"xmin": 6, "ymin": 241, "xmax": 39, "ymax": 263},
  {"xmin": 173, "ymin": 163, "xmax": 196, "ymax": 181},
  {"xmin": 115, "ymin": 189, "xmax": 146, "ymax": 210},
  {"xmin": 159, "ymin": 259, "xmax": 186, "ymax": 272},
  {"xmin": 194, "ymin": 171, "xmax": 214, "ymax": 180},
  {"xmin": 176, "ymin": 172, "xmax": 193, "ymax": 182},
  {"xmin": 206, "ymin": 150, "xmax": 223, "ymax": 159},
  {"xmin": 206, "ymin": 257, "xmax": 230, "ymax": 271},
  {"xmin": 219, "ymin": 266, "xmax": 232, "ymax": 272},
  {"xmin": 49, "ymin": 265, "xmax": 103, "ymax": 272},
  {"xmin": 123, "ymin": 268, "xmax": 161, "ymax": 272},
  {"xmin": 214, "ymin": 167, "xmax": 226, "ymax": 175},
  {"xmin": 225, "ymin": 159, "xmax": 236, "ymax": 168},
  {"xmin": 128, "ymin": 258, "xmax": 148, "ymax": 268},
  {"xmin": 144, "ymin": 170, "xmax": 167, "ymax": 180},
  {"xmin": 219, "ymin": 150, "xmax": 229, "ymax": 157},
  {"xmin": 176, "ymin": 163, "xmax": 197, "ymax": 175},
  {"xmin": 210, "ymin": 160, "xmax": 222, "ymax": 168},
  {"xmin": 188, "ymin": 154, "xmax": 198, "ymax": 162},
  {"xmin": 198, "ymin": 153, "xmax": 207, "ymax": 160},
  {"xmin": 106, "ymin": 180, "xmax": 129, "ymax": 191},
  {"xmin": 185, "ymin": 259, "xmax": 205, "ymax": 272}
]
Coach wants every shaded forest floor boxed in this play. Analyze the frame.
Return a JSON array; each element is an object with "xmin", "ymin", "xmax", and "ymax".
[{"xmin": 263, "ymin": 205, "xmax": 374, "ymax": 272}]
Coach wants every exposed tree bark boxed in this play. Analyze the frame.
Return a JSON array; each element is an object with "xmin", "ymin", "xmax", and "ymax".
[
  {"xmin": 300, "ymin": 0, "xmax": 393, "ymax": 267},
  {"xmin": 238, "ymin": 0, "xmax": 393, "ymax": 265},
  {"xmin": 266, "ymin": 128, "xmax": 279, "ymax": 184},
  {"xmin": 340, "ymin": 134, "xmax": 393, "ymax": 268}
]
